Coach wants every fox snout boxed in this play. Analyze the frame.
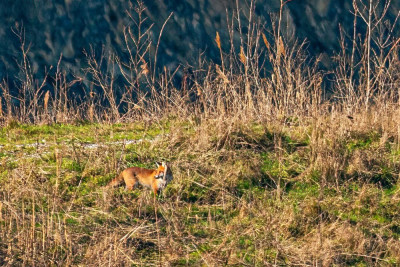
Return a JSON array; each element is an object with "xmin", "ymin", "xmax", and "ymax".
[{"xmin": 155, "ymin": 172, "xmax": 164, "ymax": 179}]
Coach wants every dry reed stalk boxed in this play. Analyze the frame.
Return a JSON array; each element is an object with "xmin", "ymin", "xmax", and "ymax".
[
  {"xmin": 140, "ymin": 61, "xmax": 149, "ymax": 76},
  {"xmin": 44, "ymin": 90, "xmax": 50, "ymax": 112},
  {"xmin": 153, "ymin": 11, "xmax": 173, "ymax": 83},
  {"xmin": 262, "ymin": 33, "xmax": 270, "ymax": 50},
  {"xmin": 88, "ymin": 104, "xmax": 94, "ymax": 121},
  {"xmin": 277, "ymin": 36, "xmax": 285, "ymax": 58},
  {"xmin": 239, "ymin": 46, "xmax": 246, "ymax": 64},
  {"xmin": 215, "ymin": 31, "xmax": 221, "ymax": 50},
  {"xmin": 54, "ymin": 143, "xmax": 61, "ymax": 194},
  {"xmin": 215, "ymin": 31, "xmax": 225, "ymax": 72},
  {"xmin": 0, "ymin": 97, "xmax": 3, "ymax": 118},
  {"xmin": 216, "ymin": 65, "xmax": 229, "ymax": 84}
]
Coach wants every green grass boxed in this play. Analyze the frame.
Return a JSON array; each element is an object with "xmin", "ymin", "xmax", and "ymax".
[
  {"xmin": 0, "ymin": 121, "xmax": 166, "ymax": 146},
  {"xmin": 0, "ymin": 120, "xmax": 399, "ymax": 265}
]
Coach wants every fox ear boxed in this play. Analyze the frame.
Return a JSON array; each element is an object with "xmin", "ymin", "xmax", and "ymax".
[{"xmin": 155, "ymin": 162, "xmax": 161, "ymax": 167}]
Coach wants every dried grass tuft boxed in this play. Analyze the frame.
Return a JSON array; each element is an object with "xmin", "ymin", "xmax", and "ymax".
[
  {"xmin": 44, "ymin": 90, "xmax": 50, "ymax": 112},
  {"xmin": 215, "ymin": 31, "xmax": 221, "ymax": 50}
]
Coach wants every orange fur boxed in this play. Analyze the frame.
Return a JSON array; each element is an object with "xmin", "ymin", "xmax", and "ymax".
[{"xmin": 107, "ymin": 162, "xmax": 172, "ymax": 195}]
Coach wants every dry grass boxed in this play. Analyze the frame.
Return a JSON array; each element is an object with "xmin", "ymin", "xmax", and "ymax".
[
  {"xmin": 1, "ymin": 0, "xmax": 400, "ymax": 265},
  {"xmin": 1, "ymin": 116, "xmax": 399, "ymax": 265}
]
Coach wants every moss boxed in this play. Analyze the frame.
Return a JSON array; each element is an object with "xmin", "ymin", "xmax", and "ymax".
[
  {"xmin": 62, "ymin": 158, "xmax": 84, "ymax": 172},
  {"xmin": 66, "ymin": 217, "xmax": 79, "ymax": 225},
  {"xmin": 346, "ymin": 131, "xmax": 381, "ymax": 153},
  {"xmin": 287, "ymin": 181, "xmax": 319, "ymax": 200}
]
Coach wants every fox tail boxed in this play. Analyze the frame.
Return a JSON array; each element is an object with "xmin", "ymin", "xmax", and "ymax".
[{"xmin": 107, "ymin": 172, "xmax": 124, "ymax": 187}]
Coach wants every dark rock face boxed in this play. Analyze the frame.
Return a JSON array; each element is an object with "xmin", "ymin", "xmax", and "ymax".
[{"xmin": 0, "ymin": 0, "xmax": 399, "ymax": 83}]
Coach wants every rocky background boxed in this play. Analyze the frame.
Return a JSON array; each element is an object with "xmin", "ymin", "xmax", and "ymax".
[{"xmin": 0, "ymin": 0, "xmax": 399, "ymax": 87}]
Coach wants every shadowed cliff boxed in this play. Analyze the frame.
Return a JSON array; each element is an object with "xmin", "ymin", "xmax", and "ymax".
[{"xmin": 0, "ymin": 0, "xmax": 399, "ymax": 85}]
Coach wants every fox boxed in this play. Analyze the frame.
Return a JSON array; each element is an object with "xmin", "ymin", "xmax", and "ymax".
[{"xmin": 107, "ymin": 161, "xmax": 172, "ymax": 196}]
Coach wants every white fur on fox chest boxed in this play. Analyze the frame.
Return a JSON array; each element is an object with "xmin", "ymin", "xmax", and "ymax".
[
  {"xmin": 156, "ymin": 178, "xmax": 167, "ymax": 190},
  {"xmin": 136, "ymin": 177, "xmax": 166, "ymax": 190}
]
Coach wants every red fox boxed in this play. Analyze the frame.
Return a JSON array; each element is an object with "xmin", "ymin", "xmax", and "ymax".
[{"xmin": 107, "ymin": 162, "xmax": 172, "ymax": 195}]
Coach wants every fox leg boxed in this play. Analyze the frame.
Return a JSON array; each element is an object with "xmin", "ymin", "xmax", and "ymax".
[
  {"xmin": 125, "ymin": 177, "xmax": 138, "ymax": 191},
  {"xmin": 125, "ymin": 184, "xmax": 134, "ymax": 191},
  {"xmin": 152, "ymin": 183, "xmax": 158, "ymax": 196}
]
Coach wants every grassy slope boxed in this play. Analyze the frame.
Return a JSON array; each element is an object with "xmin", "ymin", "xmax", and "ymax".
[{"xmin": 0, "ymin": 118, "xmax": 400, "ymax": 266}]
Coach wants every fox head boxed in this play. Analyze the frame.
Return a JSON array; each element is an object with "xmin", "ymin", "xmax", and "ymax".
[
  {"xmin": 154, "ymin": 161, "xmax": 173, "ymax": 193},
  {"xmin": 155, "ymin": 161, "xmax": 173, "ymax": 182},
  {"xmin": 155, "ymin": 161, "xmax": 167, "ymax": 179}
]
